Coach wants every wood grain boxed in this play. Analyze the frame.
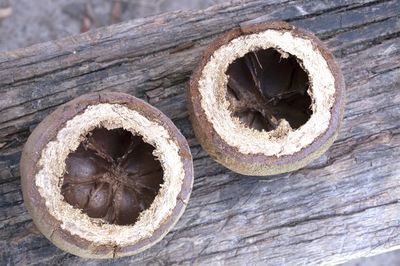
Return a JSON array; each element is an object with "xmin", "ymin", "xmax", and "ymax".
[{"xmin": 0, "ymin": 0, "xmax": 399, "ymax": 265}]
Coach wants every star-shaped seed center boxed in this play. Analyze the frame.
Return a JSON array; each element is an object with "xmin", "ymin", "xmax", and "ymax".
[
  {"xmin": 225, "ymin": 48, "xmax": 312, "ymax": 132},
  {"xmin": 61, "ymin": 128, "xmax": 164, "ymax": 226}
]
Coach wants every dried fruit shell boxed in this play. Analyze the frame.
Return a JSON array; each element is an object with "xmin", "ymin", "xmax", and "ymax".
[
  {"xmin": 188, "ymin": 21, "xmax": 345, "ymax": 176},
  {"xmin": 20, "ymin": 92, "xmax": 193, "ymax": 258}
]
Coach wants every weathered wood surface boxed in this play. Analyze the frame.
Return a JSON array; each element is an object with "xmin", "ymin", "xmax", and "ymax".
[{"xmin": 0, "ymin": 0, "xmax": 399, "ymax": 265}]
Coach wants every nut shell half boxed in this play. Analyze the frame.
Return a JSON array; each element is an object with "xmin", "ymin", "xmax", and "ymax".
[
  {"xmin": 20, "ymin": 92, "xmax": 193, "ymax": 258},
  {"xmin": 188, "ymin": 21, "xmax": 345, "ymax": 176}
]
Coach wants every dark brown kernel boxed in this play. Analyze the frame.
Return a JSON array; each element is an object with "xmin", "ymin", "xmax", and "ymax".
[
  {"xmin": 61, "ymin": 127, "xmax": 163, "ymax": 226},
  {"xmin": 225, "ymin": 48, "xmax": 312, "ymax": 131}
]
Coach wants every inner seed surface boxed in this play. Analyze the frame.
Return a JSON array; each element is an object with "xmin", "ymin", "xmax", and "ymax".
[
  {"xmin": 61, "ymin": 127, "xmax": 164, "ymax": 226},
  {"xmin": 225, "ymin": 48, "xmax": 312, "ymax": 131}
]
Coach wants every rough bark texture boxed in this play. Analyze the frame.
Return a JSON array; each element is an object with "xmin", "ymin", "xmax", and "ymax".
[{"xmin": 0, "ymin": 0, "xmax": 399, "ymax": 265}]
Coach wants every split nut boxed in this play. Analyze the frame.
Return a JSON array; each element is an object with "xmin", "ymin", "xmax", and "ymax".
[
  {"xmin": 20, "ymin": 92, "xmax": 193, "ymax": 258},
  {"xmin": 188, "ymin": 21, "xmax": 345, "ymax": 176}
]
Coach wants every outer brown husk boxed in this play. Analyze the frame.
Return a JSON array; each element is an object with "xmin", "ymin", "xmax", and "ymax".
[
  {"xmin": 20, "ymin": 92, "xmax": 194, "ymax": 258},
  {"xmin": 187, "ymin": 21, "xmax": 345, "ymax": 176}
]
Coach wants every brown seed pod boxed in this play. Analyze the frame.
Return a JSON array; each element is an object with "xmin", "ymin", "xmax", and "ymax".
[
  {"xmin": 20, "ymin": 92, "xmax": 193, "ymax": 258},
  {"xmin": 188, "ymin": 21, "xmax": 345, "ymax": 176}
]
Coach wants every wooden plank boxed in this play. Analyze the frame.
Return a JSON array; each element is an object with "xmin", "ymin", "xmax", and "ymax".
[{"xmin": 0, "ymin": 0, "xmax": 399, "ymax": 265}]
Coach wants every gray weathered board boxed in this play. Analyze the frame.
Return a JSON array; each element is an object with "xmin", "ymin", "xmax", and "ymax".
[{"xmin": 0, "ymin": 0, "xmax": 399, "ymax": 265}]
